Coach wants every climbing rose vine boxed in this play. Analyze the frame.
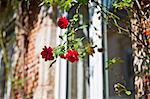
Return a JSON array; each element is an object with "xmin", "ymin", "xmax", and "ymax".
[{"xmin": 40, "ymin": 15, "xmax": 96, "ymax": 64}]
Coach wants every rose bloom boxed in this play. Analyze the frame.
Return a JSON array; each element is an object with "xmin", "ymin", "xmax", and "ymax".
[
  {"xmin": 57, "ymin": 16, "xmax": 69, "ymax": 29},
  {"xmin": 41, "ymin": 46, "xmax": 54, "ymax": 61},
  {"xmin": 65, "ymin": 49, "xmax": 79, "ymax": 62},
  {"xmin": 60, "ymin": 54, "xmax": 66, "ymax": 59}
]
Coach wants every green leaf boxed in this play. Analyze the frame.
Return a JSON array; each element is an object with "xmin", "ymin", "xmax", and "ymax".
[
  {"xmin": 78, "ymin": 49, "xmax": 86, "ymax": 58},
  {"xmin": 73, "ymin": 43, "xmax": 79, "ymax": 49},
  {"xmin": 144, "ymin": 69, "xmax": 150, "ymax": 73},
  {"xmin": 59, "ymin": 0, "xmax": 73, "ymax": 11},
  {"xmin": 125, "ymin": 91, "xmax": 132, "ymax": 96},
  {"xmin": 75, "ymin": 37, "xmax": 84, "ymax": 42},
  {"xmin": 113, "ymin": 0, "xmax": 133, "ymax": 9},
  {"xmin": 73, "ymin": 14, "xmax": 79, "ymax": 22},
  {"xmin": 107, "ymin": 58, "xmax": 123, "ymax": 66},
  {"xmin": 53, "ymin": 45, "xmax": 65, "ymax": 57},
  {"xmin": 106, "ymin": 58, "xmax": 123, "ymax": 69},
  {"xmin": 75, "ymin": 25, "xmax": 88, "ymax": 31},
  {"xmin": 78, "ymin": 0, "xmax": 88, "ymax": 4}
]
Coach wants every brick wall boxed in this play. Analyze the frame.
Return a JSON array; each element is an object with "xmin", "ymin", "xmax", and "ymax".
[
  {"xmin": 12, "ymin": 26, "xmax": 40, "ymax": 99},
  {"xmin": 12, "ymin": 7, "xmax": 58, "ymax": 99}
]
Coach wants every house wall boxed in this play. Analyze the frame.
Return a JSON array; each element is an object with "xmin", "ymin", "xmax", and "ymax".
[
  {"xmin": 12, "ymin": 6, "xmax": 58, "ymax": 99},
  {"xmin": 13, "ymin": 25, "xmax": 40, "ymax": 99}
]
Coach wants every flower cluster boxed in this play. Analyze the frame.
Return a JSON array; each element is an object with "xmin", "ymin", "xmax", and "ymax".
[
  {"xmin": 41, "ymin": 16, "xmax": 80, "ymax": 63},
  {"xmin": 41, "ymin": 46, "xmax": 79, "ymax": 63},
  {"xmin": 41, "ymin": 15, "xmax": 96, "ymax": 65}
]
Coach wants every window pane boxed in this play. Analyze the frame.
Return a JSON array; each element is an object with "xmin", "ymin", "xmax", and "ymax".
[{"xmin": 107, "ymin": 15, "xmax": 134, "ymax": 99}]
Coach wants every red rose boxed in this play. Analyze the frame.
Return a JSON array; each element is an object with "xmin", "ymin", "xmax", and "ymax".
[
  {"xmin": 41, "ymin": 46, "xmax": 54, "ymax": 61},
  {"xmin": 65, "ymin": 49, "xmax": 79, "ymax": 62},
  {"xmin": 60, "ymin": 54, "xmax": 66, "ymax": 59},
  {"xmin": 57, "ymin": 16, "xmax": 69, "ymax": 29}
]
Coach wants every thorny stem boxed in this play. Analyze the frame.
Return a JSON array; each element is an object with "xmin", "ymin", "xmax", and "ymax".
[{"xmin": 113, "ymin": 18, "xmax": 129, "ymax": 33}]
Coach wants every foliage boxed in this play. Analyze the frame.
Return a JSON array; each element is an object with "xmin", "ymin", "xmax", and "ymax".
[
  {"xmin": 42, "ymin": 0, "xmax": 88, "ymax": 11},
  {"xmin": 114, "ymin": 83, "xmax": 132, "ymax": 96},
  {"xmin": 113, "ymin": 0, "xmax": 133, "ymax": 9},
  {"xmin": 41, "ymin": 13, "xmax": 95, "ymax": 66},
  {"xmin": 106, "ymin": 58, "xmax": 123, "ymax": 69}
]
